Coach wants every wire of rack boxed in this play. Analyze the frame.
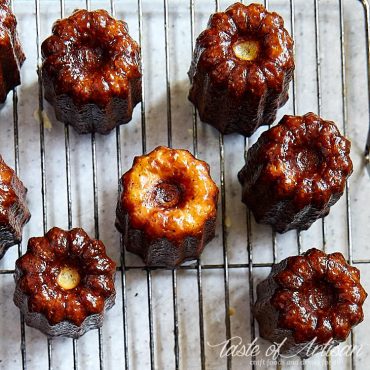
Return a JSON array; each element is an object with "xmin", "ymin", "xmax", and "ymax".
[{"xmin": 0, "ymin": 0, "xmax": 369, "ymax": 369}]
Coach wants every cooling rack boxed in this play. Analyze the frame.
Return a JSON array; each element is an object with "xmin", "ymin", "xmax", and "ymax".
[{"xmin": 0, "ymin": 0, "xmax": 369, "ymax": 369}]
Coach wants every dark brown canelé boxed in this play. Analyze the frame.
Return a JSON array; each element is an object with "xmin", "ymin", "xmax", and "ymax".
[
  {"xmin": 188, "ymin": 2, "xmax": 294, "ymax": 136},
  {"xmin": 0, "ymin": 0, "xmax": 25, "ymax": 103},
  {"xmin": 254, "ymin": 249, "xmax": 367, "ymax": 358},
  {"xmin": 238, "ymin": 113, "xmax": 353, "ymax": 233},
  {"xmin": 0, "ymin": 155, "xmax": 30, "ymax": 259},
  {"xmin": 116, "ymin": 146, "xmax": 219, "ymax": 267},
  {"xmin": 14, "ymin": 227, "xmax": 116, "ymax": 338},
  {"xmin": 41, "ymin": 9, "xmax": 142, "ymax": 134}
]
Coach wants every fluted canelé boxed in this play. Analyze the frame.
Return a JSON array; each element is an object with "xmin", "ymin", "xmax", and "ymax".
[
  {"xmin": 0, "ymin": 0, "xmax": 25, "ymax": 103},
  {"xmin": 14, "ymin": 227, "xmax": 116, "ymax": 338},
  {"xmin": 188, "ymin": 2, "xmax": 294, "ymax": 136},
  {"xmin": 116, "ymin": 146, "xmax": 219, "ymax": 267},
  {"xmin": 41, "ymin": 9, "xmax": 142, "ymax": 134},
  {"xmin": 238, "ymin": 113, "xmax": 353, "ymax": 233},
  {"xmin": 254, "ymin": 249, "xmax": 367, "ymax": 358}
]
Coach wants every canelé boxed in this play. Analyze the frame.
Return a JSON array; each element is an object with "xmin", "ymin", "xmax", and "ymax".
[
  {"xmin": 0, "ymin": 155, "xmax": 30, "ymax": 258},
  {"xmin": 188, "ymin": 2, "xmax": 294, "ymax": 136},
  {"xmin": 116, "ymin": 146, "xmax": 219, "ymax": 267},
  {"xmin": 0, "ymin": 0, "xmax": 25, "ymax": 103},
  {"xmin": 238, "ymin": 113, "xmax": 353, "ymax": 233},
  {"xmin": 14, "ymin": 227, "xmax": 116, "ymax": 338},
  {"xmin": 254, "ymin": 248, "xmax": 367, "ymax": 358},
  {"xmin": 41, "ymin": 9, "xmax": 142, "ymax": 134}
]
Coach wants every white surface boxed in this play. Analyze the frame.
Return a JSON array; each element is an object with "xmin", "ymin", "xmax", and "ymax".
[{"xmin": 0, "ymin": 1, "xmax": 369, "ymax": 369}]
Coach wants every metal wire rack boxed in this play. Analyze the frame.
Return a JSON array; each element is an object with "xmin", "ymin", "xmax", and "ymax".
[{"xmin": 0, "ymin": 0, "xmax": 369, "ymax": 370}]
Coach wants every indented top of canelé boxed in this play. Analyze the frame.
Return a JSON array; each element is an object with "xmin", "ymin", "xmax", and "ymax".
[
  {"xmin": 271, "ymin": 248, "xmax": 367, "ymax": 343},
  {"xmin": 189, "ymin": 2, "xmax": 294, "ymax": 97},
  {"xmin": 121, "ymin": 146, "xmax": 219, "ymax": 242},
  {"xmin": 239, "ymin": 112, "xmax": 353, "ymax": 208},
  {"xmin": 41, "ymin": 9, "xmax": 141, "ymax": 106},
  {"xmin": 15, "ymin": 227, "xmax": 116, "ymax": 326}
]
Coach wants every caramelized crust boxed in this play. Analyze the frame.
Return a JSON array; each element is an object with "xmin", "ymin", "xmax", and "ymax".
[
  {"xmin": 254, "ymin": 249, "xmax": 367, "ymax": 358},
  {"xmin": 14, "ymin": 227, "xmax": 116, "ymax": 338},
  {"xmin": 41, "ymin": 9, "xmax": 142, "ymax": 134},
  {"xmin": 116, "ymin": 146, "xmax": 219, "ymax": 267},
  {"xmin": 238, "ymin": 113, "xmax": 353, "ymax": 233},
  {"xmin": 0, "ymin": 0, "xmax": 25, "ymax": 103},
  {"xmin": 188, "ymin": 2, "xmax": 294, "ymax": 136},
  {"xmin": 0, "ymin": 155, "xmax": 30, "ymax": 258}
]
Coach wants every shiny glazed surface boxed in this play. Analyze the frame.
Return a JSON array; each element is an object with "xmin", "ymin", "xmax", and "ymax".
[
  {"xmin": 272, "ymin": 249, "xmax": 366, "ymax": 343},
  {"xmin": 0, "ymin": 154, "xmax": 30, "ymax": 259},
  {"xmin": 14, "ymin": 227, "xmax": 116, "ymax": 328},
  {"xmin": 0, "ymin": 0, "xmax": 25, "ymax": 103},
  {"xmin": 42, "ymin": 9, "xmax": 141, "ymax": 106},
  {"xmin": 41, "ymin": 9, "xmax": 142, "ymax": 134},
  {"xmin": 120, "ymin": 146, "xmax": 219, "ymax": 242},
  {"xmin": 238, "ymin": 112, "xmax": 353, "ymax": 232},
  {"xmin": 188, "ymin": 2, "xmax": 294, "ymax": 136}
]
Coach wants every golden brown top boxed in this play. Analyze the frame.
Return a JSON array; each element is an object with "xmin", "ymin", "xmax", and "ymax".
[
  {"xmin": 15, "ymin": 227, "xmax": 116, "ymax": 326},
  {"xmin": 271, "ymin": 249, "xmax": 367, "ymax": 344},
  {"xmin": 242, "ymin": 112, "xmax": 353, "ymax": 208},
  {"xmin": 121, "ymin": 146, "xmax": 219, "ymax": 242},
  {"xmin": 189, "ymin": 2, "xmax": 294, "ymax": 97},
  {"xmin": 41, "ymin": 9, "xmax": 141, "ymax": 107}
]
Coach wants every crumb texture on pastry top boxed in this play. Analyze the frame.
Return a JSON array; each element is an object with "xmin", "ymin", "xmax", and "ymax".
[
  {"xmin": 0, "ymin": 155, "xmax": 30, "ymax": 259},
  {"xmin": 119, "ymin": 146, "xmax": 219, "ymax": 243},
  {"xmin": 14, "ymin": 227, "xmax": 116, "ymax": 335},
  {"xmin": 254, "ymin": 248, "xmax": 367, "ymax": 357},
  {"xmin": 0, "ymin": 0, "xmax": 26, "ymax": 102},
  {"xmin": 238, "ymin": 112, "xmax": 353, "ymax": 232}
]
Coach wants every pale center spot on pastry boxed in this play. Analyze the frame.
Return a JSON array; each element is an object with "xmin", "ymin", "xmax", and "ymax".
[
  {"xmin": 57, "ymin": 266, "xmax": 81, "ymax": 290},
  {"xmin": 233, "ymin": 40, "xmax": 260, "ymax": 61}
]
